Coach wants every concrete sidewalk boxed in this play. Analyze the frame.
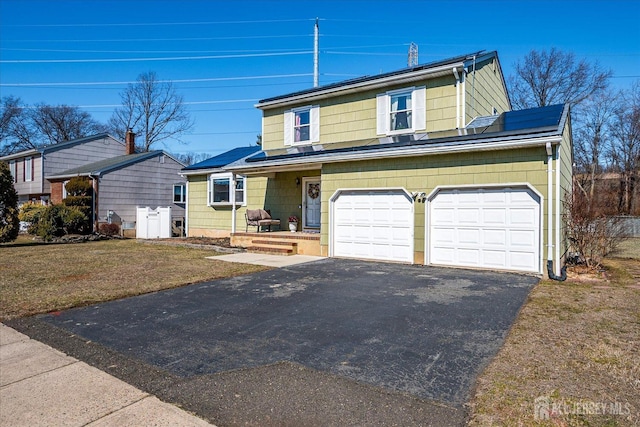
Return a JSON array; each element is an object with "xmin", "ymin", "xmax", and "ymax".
[
  {"xmin": 210, "ymin": 252, "xmax": 324, "ymax": 267},
  {"xmin": 0, "ymin": 323, "xmax": 213, "ymax": 427}
]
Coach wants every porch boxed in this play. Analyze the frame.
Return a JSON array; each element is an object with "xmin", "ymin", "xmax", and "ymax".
[{"xmin": 231, "ymin": 231, "xmax": 322, "ymax": 256}]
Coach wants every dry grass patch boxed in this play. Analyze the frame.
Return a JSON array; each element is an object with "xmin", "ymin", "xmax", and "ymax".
[
  {"xmin": 0, "ymin": 237, "xmax": 269, "ymax": 320},
  {"xmin": 468, "ymin": 251, "xmax": 640, "ymax": 426}
]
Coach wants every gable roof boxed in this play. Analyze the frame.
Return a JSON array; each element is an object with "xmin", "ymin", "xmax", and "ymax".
[
  {"xmin": 46, "ymin": 150, "xmax": 183, "ymax": 180},
  {"xmin": 180, "ymin": 145, "xmax": 261, "ymax": 175},
  {"xmin": 257, "ymin": 51, "xmax": 505, "ymax": 109},
  {"xmin": 0, "ymin": 133, "xmax": 123, "ymax": 161},
  {"xmin": 226, "ymin": 104, "xmax": 570, "ymax": 173}
]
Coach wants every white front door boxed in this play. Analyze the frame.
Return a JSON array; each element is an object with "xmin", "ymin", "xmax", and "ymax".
[{"xmin": 303, "ymin": 177, "xmax": 321, "ymax": 230}]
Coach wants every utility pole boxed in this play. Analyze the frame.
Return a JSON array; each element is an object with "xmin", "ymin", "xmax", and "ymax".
[
  {"xmin": 314, "ymin": 18, "xmax": 319, "ymax": 87},
  {"xmin": 408, "ymin": 42, "xmax": 418, "ymax": 67}
]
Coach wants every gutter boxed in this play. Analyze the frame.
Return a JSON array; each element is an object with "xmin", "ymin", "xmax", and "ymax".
[
  {"xmin": 546, "ymin": 142, "xmax": 566, "ymax": 281},
  {"xmin": 228, "ymin": 135, "xmax": 563, "ymax": 173}
]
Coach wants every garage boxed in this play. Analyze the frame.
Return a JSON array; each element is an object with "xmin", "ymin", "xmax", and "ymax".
[
  {"xmin": 331, "ymin": 189, "xmax": 414, "ymax": 263},
  {"xmin": 428, "ymin": 187, "xmax": 541, "ymax": 273}
]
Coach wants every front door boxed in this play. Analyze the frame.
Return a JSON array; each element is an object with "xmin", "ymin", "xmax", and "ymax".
[{"xmin": 303, "ymin": 177, "xmax": 321, "ymax": 230}]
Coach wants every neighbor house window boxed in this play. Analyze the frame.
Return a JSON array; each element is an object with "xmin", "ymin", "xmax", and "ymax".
[
  {"xmin": 24, "ymin": 157, "xmax": 33, "ymax": 182},
  {"xmin": 376, "ymin": 86, "xmax": 426, "ymax": 135},
  {"xmin": 173, "ymin": 184, "xmax": 186, "ymax": 203},
  {"xmin": 284, "ymin": 105, "xmax": 319, "ymax": 145},
  {"xmin": 9, "ymin": 160, "xmax": 16, "ymax": 182},
  {"xmin": 207, "ymin": 173, "xmax": 246, "ymax": 206}
]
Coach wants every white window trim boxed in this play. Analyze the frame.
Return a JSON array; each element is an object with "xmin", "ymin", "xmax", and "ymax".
[
  {"xmin": 376, "ymin": 86, "xmax": 426, "ymax": 136},
  {"xmin": 284, "ymin": 105, "xmax": 320, "ymax": 146},
  {"xmin": 207, "ymin": 173, "xmax": 246, "ymax": 206},
  {"xmin": 24, "ymin": 156, "xmax": 33, "ymax": 182},
  {"xmin": 9, "ymin": 160, "xmax": 16, "ymax": 182},
  {"xmin": 173, "ymin": 183, "xmax": 186, "ymax": 203}
]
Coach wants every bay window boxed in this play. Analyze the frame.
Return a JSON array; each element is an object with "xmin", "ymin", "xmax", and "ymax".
[{"xmin": 208, "ymin": 173, "xmax": 246, "ymax": 206}]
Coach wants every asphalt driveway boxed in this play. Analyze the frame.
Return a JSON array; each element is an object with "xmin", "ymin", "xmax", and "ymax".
[{"xmin": 19, "ymin": 258, "xmax": 537, "ymax": 425}]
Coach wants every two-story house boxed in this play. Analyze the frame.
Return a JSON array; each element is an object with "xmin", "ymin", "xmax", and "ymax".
[
  {"xmin": 1, "ymin": 133, "xmax": 126, "ymax": 205},
  {"xmin": 2, "ymin": 131, "xmax": 186, "ymax": 233},
  {"xmin": 184, "ymin": 51, "xmax": 573, "ymax": 277}
]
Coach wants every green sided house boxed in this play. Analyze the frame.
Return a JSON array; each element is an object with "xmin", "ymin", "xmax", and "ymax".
[{"xmin": 185, "ymin": 51, "xmax": 573, "ymax": 277}]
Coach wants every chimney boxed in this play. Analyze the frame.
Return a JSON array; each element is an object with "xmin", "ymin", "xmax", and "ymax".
[{"xmin": 125, "ymin": 128, "xmax": 136, "ymax": 155}]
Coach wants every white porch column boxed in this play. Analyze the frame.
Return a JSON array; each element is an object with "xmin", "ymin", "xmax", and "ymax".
[{"xmin": 230, "ymin": 173, "xmax": 236, "ymax": 234}]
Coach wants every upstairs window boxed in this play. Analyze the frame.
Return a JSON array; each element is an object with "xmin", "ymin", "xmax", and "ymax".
[
  {"xmin": 24, "ymin": 157, "xmax": 33, "ymax": 182},
  {"xmin": 284, "ymin": 105, "xmax": 319, "ymax": 145},
  {"xmin": 173, "ymin": 183, "xmax": 186, "ymax": 203},
  {"xmin": 208, "ymin": 173, "xmax": 246, "ymax": 206},
  {"xmin": 377, "ymin": 86, "xmax": 426, "ymax": 135},
  {"xmin": 9, "ymin": 160, "xmax": 16, "ymax": 182}
]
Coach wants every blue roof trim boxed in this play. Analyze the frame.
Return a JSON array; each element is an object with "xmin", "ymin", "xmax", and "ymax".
[{"xmin": 182, "ymin": 145, "xmax": 261, "ymax": 171}]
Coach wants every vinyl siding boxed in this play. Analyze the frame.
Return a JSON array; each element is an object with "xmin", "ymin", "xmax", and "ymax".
[
  {"xmin": 261, "ymin": 75, "xmax": 465, "ymax": 151},
  {"xmin": 187, "ymin": 175, "xmax": 269, "ymax": 235},
  {"xmin": 464, "ymin": 57, "xmax": 510, "ymax": 124},
  {"xmin": 96, "ymin": 154, "xmax": 184, "ymax": 223},
  {"xmin": 321, "ymin": 147, "xmax": 549, "ymax": 265},
  {"xmin": 11, "ymin": 155, "xmax": 43, "ymax": 198}
]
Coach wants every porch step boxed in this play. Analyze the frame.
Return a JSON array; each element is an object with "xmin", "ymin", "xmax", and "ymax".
[{"xmin": 247, "ymin": 240, "xmax": 298, "ymax": 256}]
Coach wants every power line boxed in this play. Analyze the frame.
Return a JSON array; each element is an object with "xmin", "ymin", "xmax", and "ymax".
[
  {"xmin": 0, "ymin": 50, "xmax": 313, "ymax": 64},
  {"xmin": 0, "ymin": 73, "xmax": 314, "ymax": 87},
  {"xmin": 4, "ymin": 35, "xmax": 313, "ymax": 43},
  {"xmin": 3, "ymin": 18, "xmax": 317, "ymax": 28}
]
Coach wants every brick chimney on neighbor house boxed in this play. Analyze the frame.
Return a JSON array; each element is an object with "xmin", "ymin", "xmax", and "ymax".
[{"xmin": 125, "ymin": 128, "xmax": 136, "ymax": 155}]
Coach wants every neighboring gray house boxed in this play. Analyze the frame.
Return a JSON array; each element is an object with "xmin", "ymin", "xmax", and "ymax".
[
  {"xmin": 47, "ymin": 150, "xmax": 186, "ymax": 233},
  {"xmin": 0, "ymin": 134, "xmax": 126, "ymax": 205}
]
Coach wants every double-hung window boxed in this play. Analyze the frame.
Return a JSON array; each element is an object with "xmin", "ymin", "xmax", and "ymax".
[
  {"xmin": 24, "ymin": 157, "xmax": 33, "ymax": 182},
  {"xmin": 208, "ymin": 173, "xmax": 246, "ymax": 206},
  {"xmin": 173, "ymin": 183, "xmax": 186, "ymax": 203},
  {"xmin": 284, "ymin": 105, "xmax": 320, "ymax": 145},
  {"xmin": 9, "ymin": 160, "xmax": 16, "ymax": 182},
  {"xmin": 376, "ymin": 86, "xmax": 426, "ymax": 135}
]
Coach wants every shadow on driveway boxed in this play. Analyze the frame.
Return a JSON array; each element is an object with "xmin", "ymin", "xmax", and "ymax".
[{"xmin": 13, "ymin": 258, "xmax": 538, "ymax": 426}]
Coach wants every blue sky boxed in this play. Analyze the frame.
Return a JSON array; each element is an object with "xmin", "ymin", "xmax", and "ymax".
[{"xmin": 1, "ymin": 0, "xmax": 638, "ymax": 158}]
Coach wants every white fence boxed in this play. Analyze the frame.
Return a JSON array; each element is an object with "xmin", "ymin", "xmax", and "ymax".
[{"xmin": 136, "ymin": 207, "xmax": 172, "ymax": 239}]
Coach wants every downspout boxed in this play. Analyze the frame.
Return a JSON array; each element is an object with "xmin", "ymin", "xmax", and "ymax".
[
  {"xmin": 184, "ymin": 180, "xmax": 189, "ymax": 237},
  {"xmin": 471, "ymin": 55, "xmax": 477, "ymax": 121},
  {"xmin": 546, "ymin": 142, "xmax": 566, "ymax": 281},
  {"xmin": 230, "ymin": 173, "xmax": 236, "ymax": 234},
  {"xmin": 555, "ymin": 142, "xmax": 562, "ymax": 276},
  {"xmin": 89, "ymin": 173, "xmax": 99, "ymax": 233},
  {"xmin": 453, "ymin": 68, "xmax": 461, "ymax": 129}
]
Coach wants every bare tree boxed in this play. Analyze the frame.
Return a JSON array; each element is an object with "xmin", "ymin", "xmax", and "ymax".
[
  {"xmin": 509, "ymin": 48, "xmax": 612, "ymax": 110},
  {"xmin": 0, "ymin": 96, "xmax": 36, "ymax": 155},
  {"xmin": 30, "ymin": 104, "xmax": 106, "ymax": 146},
  {"xmin": 1, "ymin": 98, "xmax": 105, "ymax": 155},
  {"xmin": 172, "ymin": 151, "xmax": 211, "ymax": 166},
  {"xmin": 573, "ymin": 89, "xmax": 618, "ymax": 211},
  {"xmin": 109, "ymin": 72, "xmax": 194, "ymax": 152},
  {"xmin": 608, "ymin": 81, "xmax": 640, "ymax": 214}
]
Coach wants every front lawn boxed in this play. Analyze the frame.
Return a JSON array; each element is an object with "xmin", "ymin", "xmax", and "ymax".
[
  {"xmin": 0, "ymin": 237, "xmax": 268, "ymax": 320},
  {"xmin": 468, "ymin": 238, "xmax": 640, "ymax": 426}
]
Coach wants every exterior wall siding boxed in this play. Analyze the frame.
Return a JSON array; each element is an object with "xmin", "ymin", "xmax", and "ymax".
[
  {"xmin": 321, "ymin": 146, "xmax": 550, "ymax": 265},
  {"xmin": 187, "ymin": 175, "xmax": 269, "ymax": 236},
  {"xmin": 96, "ymin": 155, "xmax": 184, "ymax": 224},
  {"xmin": 11, "ymin": 155, "xmax": 43, "ymax": 198},
  {"xmin": 261, "ymin": 75, "xmax": 472, "ymax": 151},
  {"xmin": 464, "ymin": 57, "xmax": 510, "ymax": 124}
]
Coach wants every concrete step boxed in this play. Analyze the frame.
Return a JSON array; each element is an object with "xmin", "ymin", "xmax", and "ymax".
[
  {"xmin": 246, "ymin": 245, "xmax": 297, "ymax": 256},
  {"xmin": 251, "ymin": 240, "xmax": 299, "ymax": 247}
]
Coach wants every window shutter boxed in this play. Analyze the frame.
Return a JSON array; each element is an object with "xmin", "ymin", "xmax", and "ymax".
[
  {"xmin": 310, "ymin": 105, "xmax": 320, "ymax": 143},
  {"xmin": 283, "ymin": 110, "xmax": 293, "ymax": 146},
  {"xmin": 413, "ymin": 86, "xmax": 426, "ymax": 131},
  {"xmin": 376, "ymin": 93, "xmax": 388, "ymax": 135}
]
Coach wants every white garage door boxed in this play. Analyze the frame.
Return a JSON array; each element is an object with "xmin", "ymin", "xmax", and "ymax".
[
  {"xmin": 332, "ymin": 190, "xmax": 414, "ymax": 263},
  {"xmin": 429, "ymin": 187, "xmax": 540, "ymax": 273}
]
